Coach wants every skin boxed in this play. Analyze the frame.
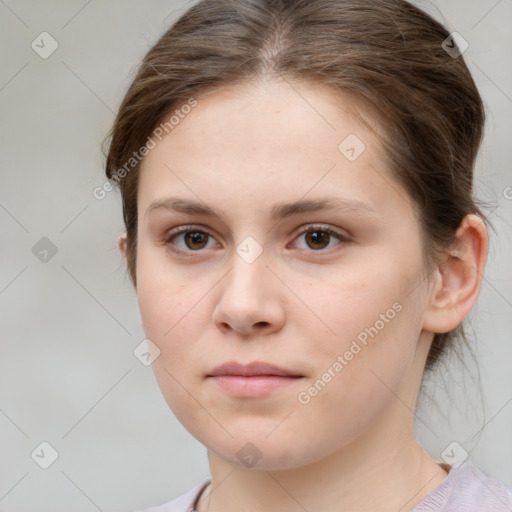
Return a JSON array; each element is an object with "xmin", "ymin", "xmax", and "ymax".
[{"xmin": 118, "ymin": 79, "xmax": 488, "ymax": 511}]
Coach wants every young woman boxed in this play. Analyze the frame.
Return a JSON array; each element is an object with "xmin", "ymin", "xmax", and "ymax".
[{"xmin": 103, "ymin": 0, "xmax": 512, "ymax": 510}]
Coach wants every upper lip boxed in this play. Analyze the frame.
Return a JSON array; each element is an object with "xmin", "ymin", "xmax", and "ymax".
[{"xmin": 207, "ymin": 361, "xmax": 302, "ymax": 377}]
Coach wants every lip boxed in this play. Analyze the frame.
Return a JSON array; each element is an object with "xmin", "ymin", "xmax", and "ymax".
[
  {"xmin": 206, "ymin": 361, "xmax": 303, "ymax": 398},
  {"xmin": 208, "ymin": 361, "xmax": 302, "ymax": 377}
]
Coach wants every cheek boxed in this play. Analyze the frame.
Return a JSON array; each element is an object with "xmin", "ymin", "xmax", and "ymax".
[
  {"xmin": 135, "ymin": 243, "xmax": 192, "ymax": 336},
  {"xmin": 135, "ymin": 257, "xmax": 214, "ymax": 387},
  {"xmin": 137, "ymin": 279, "xmax": 200, "ymax": 358},
  {"xmin": 292, "ymin": 300, "xmax": 421, "ymax": 458},
  {"xmin": 298, "ymin": 258, "xmax": 424, "ymax": 393},
  {"xmin": 136, "ymin": 270, "xmax": 208, "ymax": 420},
  {"xmin": 300, "ymin": 270, "xmax": 401, "ymax": 351}
]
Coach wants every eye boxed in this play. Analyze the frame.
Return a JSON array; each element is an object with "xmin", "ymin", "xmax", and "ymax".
[
  {"xmin": 163, "ymin": 224, "xmax": 349, "ymax": 256},
  {"xmin": 291, "ymin": 225, "xmax": 349, "ymax": 252},
  {"xmin": 164, "ymin": 226, "xmax": 219, "ymax": 254}
]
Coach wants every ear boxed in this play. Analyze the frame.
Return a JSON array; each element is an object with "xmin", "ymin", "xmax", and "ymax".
[
  {"xmin": 118, "ymin": 232, "xmax": 127, "ymax": 257},
  {"xmin": 422, "ymin": 214, "xmax": 488, "ymax": 334}
]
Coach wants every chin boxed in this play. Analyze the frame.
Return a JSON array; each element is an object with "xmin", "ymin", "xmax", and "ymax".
[{"xmin": 199, "ymin": 431, "xmax": 331, "ymax": 472}]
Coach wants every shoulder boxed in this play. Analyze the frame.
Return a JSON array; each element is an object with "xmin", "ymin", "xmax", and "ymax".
[
  {"xmin": 413, "ymin": 461, "xmax": 512, "ymax": 511},
  {"xmin": 135, "ymin": 479, "xmax": 211, "ymax": 512}
]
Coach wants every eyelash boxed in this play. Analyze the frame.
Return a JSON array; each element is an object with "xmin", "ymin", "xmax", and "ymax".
[{"xmin": 163, "ymin": 224, "xmax": 350, "ymax": 256}]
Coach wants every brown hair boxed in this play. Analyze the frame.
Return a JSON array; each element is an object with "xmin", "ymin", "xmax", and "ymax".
[{"xmin": 103, "ymin": 0, "xmax": 491, "ymax": 372}]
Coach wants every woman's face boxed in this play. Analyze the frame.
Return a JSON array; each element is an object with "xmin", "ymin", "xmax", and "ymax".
[{"xmin": 134, "ymin": 80, "xmax": 436, "ymax": 470}]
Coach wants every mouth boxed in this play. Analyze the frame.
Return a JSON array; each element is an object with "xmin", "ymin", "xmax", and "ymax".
[
  {"xmin": 208, "ymin": 361, "xmax": 303, "ymax": 378},
  {"xmin": 206, "ymin": 361, "xmax": 304, "ymax": 398}
]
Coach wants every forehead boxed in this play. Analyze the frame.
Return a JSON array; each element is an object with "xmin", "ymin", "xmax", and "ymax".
[{"xmin": 137, "ymin": 79, "xmax": 409, "ymax": 222}]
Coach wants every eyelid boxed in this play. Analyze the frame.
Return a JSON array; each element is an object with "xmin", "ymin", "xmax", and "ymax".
[
  {"xmin": 165, "ymin": 224, "xmax": 215, "ymax": 239},
  {"xmin": 294, "ymin": 223, "xmax": 349, "ymax": 239}
]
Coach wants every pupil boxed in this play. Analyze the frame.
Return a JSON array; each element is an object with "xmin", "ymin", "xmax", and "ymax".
[
  {"xmin": 186, "ymin": 232, "xmax": 207, "ymax": 249},
  {"xmin": 307, "ymin": 230, "xmax": 329, "ymax": 249}
]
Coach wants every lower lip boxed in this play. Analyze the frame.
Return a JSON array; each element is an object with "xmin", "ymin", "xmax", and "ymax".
[{"xmin": 208, "ymin": 375, "xmax": 302, "ymax": 397}]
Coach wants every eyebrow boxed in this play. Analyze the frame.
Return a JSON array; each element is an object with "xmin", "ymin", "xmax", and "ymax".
[{"xmin": 145, "ymin": 196, "xmax": 377, "ymax": 223}]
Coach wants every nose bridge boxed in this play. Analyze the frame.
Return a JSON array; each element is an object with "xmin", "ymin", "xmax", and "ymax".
[{"xmin": 224, "ymin": 243, "xmax": 269, "ymax": 301}]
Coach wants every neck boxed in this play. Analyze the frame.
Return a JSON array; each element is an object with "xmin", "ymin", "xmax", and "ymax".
[{"xmin": 196, "ymin": 416, "xmax": 447, "ymax": 512}]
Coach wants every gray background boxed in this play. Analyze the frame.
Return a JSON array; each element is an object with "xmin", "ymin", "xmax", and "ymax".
[{"xmin": 0, "ymin": 0, "xmax": 511, "ymax": 511}]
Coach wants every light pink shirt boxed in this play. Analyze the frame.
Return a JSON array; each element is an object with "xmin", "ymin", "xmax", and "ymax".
[{"xmin": 137, "ymin": 461, "xmax": 512, "ymax": 512}]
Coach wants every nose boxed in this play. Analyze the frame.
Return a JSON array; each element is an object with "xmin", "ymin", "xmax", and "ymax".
[{"xmin": 212, "ymin": 251, "xmax": 286, "ymax": 337}]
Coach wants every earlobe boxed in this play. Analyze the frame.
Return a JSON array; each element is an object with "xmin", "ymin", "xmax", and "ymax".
[
  {"xmin": 422, "ymin": 214, "xmax": 488, "ymax": 334},
  {"xmin": 118, "ymin": 233, "xmax": 127, "ymax": 257}
]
